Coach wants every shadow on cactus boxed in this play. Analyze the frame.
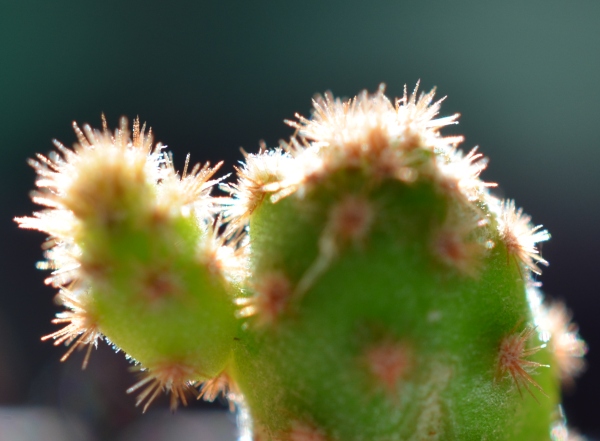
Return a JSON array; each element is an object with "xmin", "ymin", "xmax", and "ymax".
[{"xmin": 16, "ymin": 83, "xmax": 588, "ymax": 440}]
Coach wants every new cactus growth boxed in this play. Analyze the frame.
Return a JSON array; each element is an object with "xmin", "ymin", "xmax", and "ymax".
[{"xmin": 17, "ymin": 84, "xmax": 587, "ymax": 440}]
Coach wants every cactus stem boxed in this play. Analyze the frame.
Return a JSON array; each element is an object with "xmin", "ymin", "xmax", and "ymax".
[
  {"xmin": 18, "ymin": 85, "xmax": 588, "ymax": 438},
  {"xmin": 496, "ymin": 325, "xmax": 549, "ymax": 401}
]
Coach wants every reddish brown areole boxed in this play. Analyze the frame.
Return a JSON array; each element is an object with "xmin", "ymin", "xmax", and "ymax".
[{"xmin": 365, "ymin": 340, "xmax": 414, "ymax": 392}]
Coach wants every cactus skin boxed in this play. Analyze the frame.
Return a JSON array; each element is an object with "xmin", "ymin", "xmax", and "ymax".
[
  {"xmin": 17, "ymin": 86, "xmax": 587, "ymax": 439},
  {"xmin": 16, "ymin": 117, "xmax": 240, "ymax": 410}
]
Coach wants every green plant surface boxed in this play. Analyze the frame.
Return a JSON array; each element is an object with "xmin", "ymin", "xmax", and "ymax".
[
  {"xmin": 233, "ymin": 178, "xmax": 557, "ymax": 440},
  {"xmin": 16, "ymin": 85, "xmax": 587, "ymax": 440}
]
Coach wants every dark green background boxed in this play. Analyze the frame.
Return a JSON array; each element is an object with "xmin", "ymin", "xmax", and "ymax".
[{"xmin": 1, "ymin": 0, "xmax": 598, "ymax": 438}]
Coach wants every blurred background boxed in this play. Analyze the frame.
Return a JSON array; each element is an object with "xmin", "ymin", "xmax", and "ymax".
[{"xmin": 1, "ymin": 0, "xmax": 599, "ymax": 439}]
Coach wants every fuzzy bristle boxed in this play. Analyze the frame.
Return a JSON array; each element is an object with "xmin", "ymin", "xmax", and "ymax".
[
  {"xmin": 41, "ymin": 288, "xmax": 102, "ymax": 369},
  {"xmin": 279, "ymin": 84, "xmax": 464, "ymax": 192},
  {"xmin": 235, "ymin": 272, "xmax": 293, "ymax": 326},
  {"xmin": 497, "ymin": 325, "xmax": 549, "ymax": 401},
  {"xmin": 197, "ymin": 371, "xmax": 238, "ymax": 411},
  {"xmin": 545, "ymin": 302, "xmax": 587, "ymax": 386},
  {"xmin": 496, "ymin": 199, "xmax": 550, "ymax": 275},
  {"xmin": 127, "ymin": 363, "xmax": 201, "ymax": 413},
  {"xmin": 155, "ymin": 154, "xmax": 225, "ymax": 221},
  {"xmin": 436, "ymin": 146, "xmax": 497, "ymax": 204},
  {"xmin": 287, "ymin": 83, "xmax": 458, "ymax": 160},
  {"xmin": 236, "ymin": 83, "xmax": 498, "ymax": 227},
  {"xmin": 197, "ymin": 218, "xmax": 250, "ymax": 283},
  {"xmin": 222, "ymin": 148, "xmax": 297, "ymax": 228}
]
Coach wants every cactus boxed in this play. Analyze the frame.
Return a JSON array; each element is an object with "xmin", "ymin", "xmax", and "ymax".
[{"xmin": 16, "ymin": 84, "xmax": 587, "ymax": 440}]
